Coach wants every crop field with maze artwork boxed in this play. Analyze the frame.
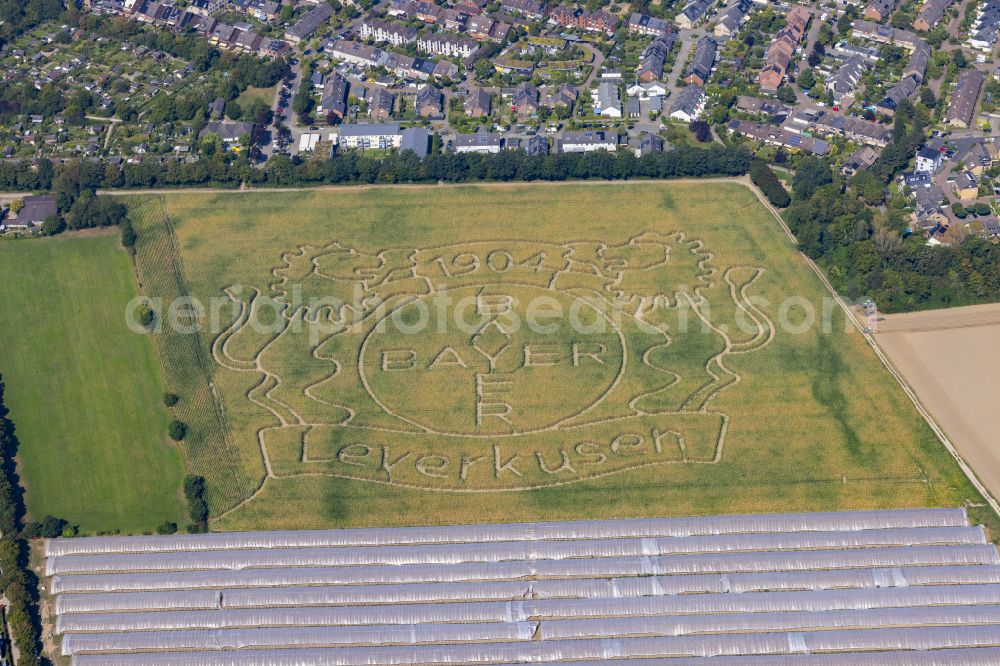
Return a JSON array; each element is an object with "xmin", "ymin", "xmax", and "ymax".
[{"xmin": 125, "ymin": 183, "xmax": 992, "ymax": 530}]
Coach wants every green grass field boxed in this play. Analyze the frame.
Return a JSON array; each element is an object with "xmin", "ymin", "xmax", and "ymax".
[
  {"xmin": 121, "ymin": 183, "xmax": 991, "ymax": 531},
  {"xmin": 0, "ymin": 233, "xmax": 186, "ymax": 533}
]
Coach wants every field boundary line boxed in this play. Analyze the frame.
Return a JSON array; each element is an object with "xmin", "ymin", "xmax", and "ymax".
[{"xmin": 744, "ymin": 178, "xmax": 1000, "ymax": 519}]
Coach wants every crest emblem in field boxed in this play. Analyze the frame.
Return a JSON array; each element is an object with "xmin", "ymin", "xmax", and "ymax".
[{"xmin": 212, "ymin": 233, "xmax": 774, "ymax": 491}]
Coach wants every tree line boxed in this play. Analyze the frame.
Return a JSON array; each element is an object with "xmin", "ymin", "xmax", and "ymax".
[
  {"xmin": 0, "ymin": 377, "xmax": 52, "ymax": 666},
  {"xmin": 0, "ymin": 144, "xmax": 752, "ymax": 200}
]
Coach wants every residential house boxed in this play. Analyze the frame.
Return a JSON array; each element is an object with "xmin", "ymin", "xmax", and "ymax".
[
  {"xmin": 669, "ymin": 84, "xmax": 706, "ymax": 122},
  {"xmin": 826, "ymin": 56, "xmax": 864, "ymax": 103},
  {"xmin": 911, "ymin": 185, "xmax": 948, "ymax": 229},
  {"xmin": 2, "ymin": 195, "xmax": 56, "ymax": 230},
  {"xmin": 628, "ymin": 81, "xmax": 669, "ymax": 98},
  {"xmin": 735, "ymin": 95, "xmax": 790, "ymax": 117},
  {"xmin": 714, "ymin": 0, "xmax": 753, "ymax": 39},
  {"xmin": 417, "ymin": 33, "xmax": 478, "ymax": 58},
  {"xmin": 415, "ymin": 86, "xmax": 443, "ymax": 117},
  {"xmin": 628, "ymin": 13, "xmax": 672, "ymax": 37},
  {"xmin": 851, "ymin": 20, "xmax": 921, "ymax": 49},
  {"xmin": 593, "ymin": 81, "xmax": 622, "ymax": 117},
  {"xmin": 902, "ymin": 171, "xmax": 933, "ymax": 189},
  {"xmin": 500, "ymin": 0, "xmax": 547, "ymax": 20},
  {"xmin": 318, "ymin": 73, "xmax": 349, "ymax": 120},
  {"xmin": 454, "ymin": 131, "xmax": 504, "ymax": 153},
  {"xmin": 632, "ymin": 131, "xmax": 664, "ymax": 156},
  {"xmin": 968, "ymin": 0, "xmax": 1000, "ymax": 52},
  {"xmin": 864, "ymin": 0, "xmax": 897, "ymax": 22},
  {"xmin": 286, "ymin": 2, "xmax": 333, "ymax": 42},
  {"xmin": 329, "ymin": 39, "xmax": 388, "ymax": 68},
  {"xmin": 360, "ymin": 20, "xmax": 418, "ymax": 46},
  {"xmin": 526, "ymin": 134, "xmax": 550, "ymax": 155},
  {"xmin": 557, "ymin": 130, "xmax": 617, "ymax": 152},
  {"xmin": 541, "ymin": 83, "xmax": 577, "ymax": 108},
  {"xmin": 685, "ymin": 36, "xmax": 717, "ymax": 86},
  {"xmin": 758, "ymin": 6, "xmax": 810, "ymax": 92},
  {"xmin": 198, "ymin": 121, "xmax": 257, "ymax": 144},
  {"xmin": 369, "ymin": 88, "xmax": 396, "ymax": 120},
  {"xmin": 952, "ymin": 171, "xmax": 980, "ymax": 199},
  {"xmin": 464, "ymin": 88, "xmax": 492, "ymax": 116},
  {"xmin": 337, "ymin": 122, "xmax": 403, "ymax": 149},
  {"xmin": 400, "ymin": 126, "xmax": 430, "ymax": 157},
  {"xmin": 637, "ymin": 37, "xmax": 673, "ymax": 82},
  {"xmin": 877, "ymin": 75, "xmax": 919, "ymax": 116},
  {"xmin": 915, "ymin": 145, "xmax": 943, "ymax": 173},
  {"xmin": 548, "ymin": 6, "xmax": 619, "ymax": 34},
  {"xmin": 512, "ymin": 82, "xmax": 540, "ymax": 116},
  {"xmin": 246, "ymin": 0, "xmax": 280, "ymax": 21},
  {"xmin": 727, "ymin": 119, "xmax": 830, "ymax": 155},
  {"xmin": 811, "ymin": 112, "xmax": 893, "ymax": 147},
  {"xmin": 959, "ymin": 141, "xmax": 992, "ymax": 175},
  {"xmin": 840, "ymin": 146, "xmax": 879, "ymax": 175},
  {"xmin": 914, "ymin": 0, "xmax": 953, "ymax": 30},
  {"xmin": 468, "ymin": 15, "xmax": 497, "ymax": 39},
  {"xmin": 676, "ymin": 0, "xmax": 714, "ymax": 29},
  {"xmin": 945, "ymin": 68, "xmax": 985, "ymax": 128}
]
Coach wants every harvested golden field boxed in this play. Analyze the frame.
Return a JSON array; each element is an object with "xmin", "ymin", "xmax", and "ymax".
[{"xmin": 123, "ymin": 183, "xmax": 990, "ymax": 530}]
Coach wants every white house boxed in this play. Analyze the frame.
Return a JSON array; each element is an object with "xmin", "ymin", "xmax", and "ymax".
[
  {"xmin": 593, "ymin": 81, "xmax": 622, "ymax": 118},
  {"xmin": 336, "ymin": 123, "xmax": 403, "ymax": 149},
  {"xmin": 914, "ymin": 146, "xmax": 943, "ymax": 173},
  {"xmin": 669, "ymin": 85, "xmax": 706, "ymax": 122},
  {"xmin": 626, "ymin": 81, "xmax": 668, "ymax": 98},
  {"xmin": 454, "ymin": 131, "xmax": 503, "ymax": 154},
  {"xmin": 557, "ymin": 130, "xmax": 617, "ymax": 153}
]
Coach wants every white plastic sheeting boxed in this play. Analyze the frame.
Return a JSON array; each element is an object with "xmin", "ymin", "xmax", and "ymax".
[
  {"xmin": 539, "ymin": 604, "xmax": 1000, "ymax": 639},
  {"xmin": 45, "ymin": 509, "xmax": 1000, "ymax": 666},
  {"xmin": 54, "ymin": 566, "xmax": 1000, "ymax": 615},
  {"xmin": 51, "ymin": 562, "xmax": 1000, "ymax": 595},
  {"xmin": 61, "ymin": 621, "xmax": 539, "ymax": 655},
  {"xmin": 69, "ymin": 647, "xmax": 1000, "ymax": 666},
  {"xmin": 44, "ymin": 527, "xmax": 986, "ymax": 576},
  {"xmin": 65, "ymin": 625, "xmax": 1000, "ymax": 665},
  {"xmin": 54, "ymin": 585, "xmax": 1000, "ymax": 633},
  {"xmin": 45, "ymin": 541, "xmax": 1000, "ymax": 577},
  {"xmin": 45, "ymin": 508, "xmax": 968, "ymax": 557}
]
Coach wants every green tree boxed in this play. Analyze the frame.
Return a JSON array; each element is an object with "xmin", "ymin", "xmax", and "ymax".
[
  {"xmin": 168, "ymin": 420, "xmax": 188, "ymax": 441},
  {"xmin": 851, "ymin": 170, "xmax": 886, "ymax": 205},
  {"xmin": 919, "ymin": 87, "xmax": 936, "ymax": 108},
  {"xmin": 792, "ymin": 157, "xmax": 833, "ymax": 200},
  {"xmin": 474, "ymin": 59, "xmax": 495, "ymax": 81},
  {"xmin": 797, "ymin": 68, "xmax": 816, "ymax": 90},
  {"xmin": 137, "ymin": 304, "xmax": 155, "ymax": 328}
]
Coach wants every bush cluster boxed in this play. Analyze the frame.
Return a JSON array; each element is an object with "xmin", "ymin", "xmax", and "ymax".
[
  {"xmin": 749, "ymin": 160, "xmax": 790, "ymax": 208},
  {"xmin": 184, "ymin": 475, "xmax": 208, "ymax": 533}
]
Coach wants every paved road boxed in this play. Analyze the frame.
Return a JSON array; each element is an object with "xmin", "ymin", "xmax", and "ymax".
[
  {"xmin": 665, "ymin": 29, "xmax": 700, "ymax": 97},
  {"xmin": 578, "ymin": 41, "xmax": 606, "ymax": 89}
]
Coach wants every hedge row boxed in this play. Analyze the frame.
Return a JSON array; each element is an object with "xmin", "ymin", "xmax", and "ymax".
[{"xmin": 0, "ymin": 377, "xmax": 43, "ymax": 666}]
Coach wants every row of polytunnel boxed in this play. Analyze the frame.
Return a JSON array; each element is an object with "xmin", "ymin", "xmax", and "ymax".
[
  {"xmin": 59, "ymin": 605, "xmax": 1000, "ymax": 655},
  {"xmin": 67, "ymin": 647, "xmax": 1000, "ymax": 666},
  {"xmin": 42, "ymin": 509, "xmax": 1000, "ymax": 665},
  {"xmin": 61, "ymin": 625, "xmax": 1000, "ymax": 664},
  {"xmin": 53, "ymin": 584, "xmax": 1000, "ymax": 633},
  {"xmin": 45, "ymin": 526, "xmax": 987, "ymax": 576},
  {"xmin": 46, "ymin": 543, "xmax": 1000, "ymax": 579},
  {"xmin": 44, "ymin": 507, "xmax": 970, "ymax": 557},
  {"xmin": 52, "ymin": 565, "xmax": 1000, "ymax": 614}
]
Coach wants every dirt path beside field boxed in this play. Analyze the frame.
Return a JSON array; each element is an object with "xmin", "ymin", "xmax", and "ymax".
[{"xmin": 874, "ymin": 303, "xmax": 1000, "ymax": 504}]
